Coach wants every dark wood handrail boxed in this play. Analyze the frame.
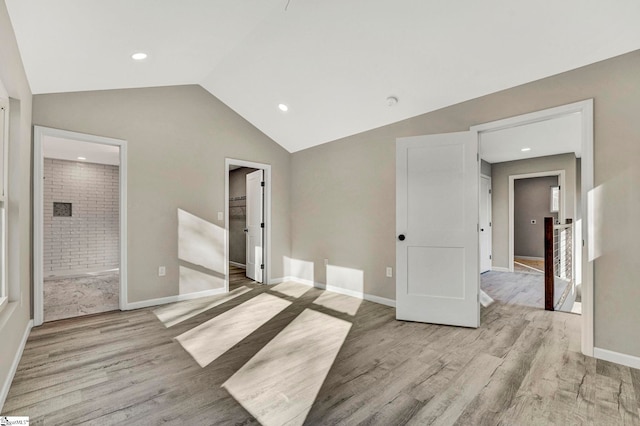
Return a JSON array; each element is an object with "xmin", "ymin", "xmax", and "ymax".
[{"xmin": 544, "ymin": 217, "xmax": 554, "ymax": 311}]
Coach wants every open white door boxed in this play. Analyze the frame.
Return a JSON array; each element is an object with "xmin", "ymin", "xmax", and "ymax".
[
  {"xmin": 396, "ymin": 132, "xmax": 479, "ymax": 327},
  {"xmin": 246, "ymin": 170, "xmax": 264, "ymax": 283},
  {"xmin": 480, "ymin": 176, "xmax": 492, "ymax": 273}
]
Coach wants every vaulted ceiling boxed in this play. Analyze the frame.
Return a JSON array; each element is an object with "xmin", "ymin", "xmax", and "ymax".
[{"xmin": 6, "ymin": 0, "xmax": 640, "ymax": 152}]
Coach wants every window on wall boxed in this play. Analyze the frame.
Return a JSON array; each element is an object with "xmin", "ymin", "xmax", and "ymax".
[{"xmin": 0, "ymin": 96, "xmax": 7, "ymax": 310}]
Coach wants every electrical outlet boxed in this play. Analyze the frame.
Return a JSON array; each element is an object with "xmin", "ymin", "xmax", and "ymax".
[
  {"xmin": 386, "ymin": 267, "xmax": 393, "ymax": 278},
  {"xmin": 158, "ymin": 266, "xmax": 166, "ymax": 277},
  {"xmin": 324, "ymin": 259, "xmax": 329, "ymax": 266},
  {"xmin": 218, "ymin": 212, "xmax": 224, "ymax": 221}
]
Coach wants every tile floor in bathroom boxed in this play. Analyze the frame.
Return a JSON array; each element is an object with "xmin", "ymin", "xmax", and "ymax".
[{"xmin": 43, "ymin": 271, "xmax": 120, "ymax": 322}]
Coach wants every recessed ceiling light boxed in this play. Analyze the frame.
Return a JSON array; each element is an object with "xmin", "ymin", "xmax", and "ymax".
[
  {"xmin": 521, "ymin": 147, "xmax": 531, "ymax": 152},
  {"xmin": 386, "ymin": 96, "xmax": 399, "ymax": 107},
  {"xmin": 278, "ymin": 103, "xmax": 288, "ymax": 112},
  {"xmin": 77, "ymin": 156, "xmax": 87, "ymax": 160},
  {"xmin": 131, "ymin": 52, "xmax": 148, "ymax": 61}
]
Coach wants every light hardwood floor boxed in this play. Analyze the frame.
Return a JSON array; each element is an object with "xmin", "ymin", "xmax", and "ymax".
[
  {"xmin": 3, "ymin": 268, "xmax": 639, "ymax": 425},
  {"xmin": 513, "ymin": 257, "xmax": 544, "ymax": 275}
]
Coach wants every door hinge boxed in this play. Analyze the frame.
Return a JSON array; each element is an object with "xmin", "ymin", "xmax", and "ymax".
[
  {"xmin": 261, "ymin": 181, "xmax": 265, "ymax": 187},
  {"xmin": 477, "ymin": 153, "xmax": 480, "ymax": 162},
  {"xmin": 489, "ymin": 255, "xmax": 492, "ymax": 260},
  {"xmin": 260, "ymin": 223, "xmax": 264, "ymax": 228},
  {"xmin": 489, "ymin": 222, "xmax": 492, "ymax": 227},
  {"xmin": 489, "ymin": 189, "xmax": 492, "ymax": 194},
  {"xmin": 477, "ymin": 223, "xmax": 479, "ymax": 232},
  {"xmin": 260, "ymin": 264, "xmax": 264, "ymax": 269}
]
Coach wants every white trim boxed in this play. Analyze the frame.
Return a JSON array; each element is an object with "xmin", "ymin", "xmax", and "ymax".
[
  {"xmin": 285, "ymin": 276, "xmax": 396, "ymax": 308},
  {"xmin": 513, "ymin": 255, "xmax": 544, "ymax": 261},
  {"xmin": 508, "ymin": 170, "xmax": 565, "ymax": 274},
  {"xmin": 480, "ymin": 175, "xmax": 492, "ymax": 274},
  {"xmin": 125, "ymin": 288, "xmax": 227, "ymax": 310},
  {"xmin": 364, "ymin": 293, "xmax": 396, "ymax": 308},
  {"xmin": 0, "ymin": 98, "xmax": 9, "ymax": 310},
  {"xmin": 229, "ymin": 261, "xmax": 246, "ymax": 269},
  {"xmin": 490, "ymin": 266, "xmax": 510, "ymax": 273},
  {"xmin": 472, "ymin": 99, "xmax": 594, "ymax": 357},
  {"xmin": 225, "ymin": 158, "xmax": 272, "ymax": 290},
  {"xmin": 286, "ymin": 276, "xmax": 315, "ymax": 287},
  {"xmin": 594, "ymin": 347, "xmax": 640, "ymax": 370},
  {"xmin": 0, "ymin": 318, "xmax": 32, "ymax": 412},
  {"xmin": 33, "ymin": 126, "xmax": 128, "ymax": 326}
]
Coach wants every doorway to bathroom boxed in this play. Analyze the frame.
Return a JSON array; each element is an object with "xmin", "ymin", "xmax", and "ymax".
[{"xmin": 33, "ymin": 126, "xmax": 127, "ymax": 326}]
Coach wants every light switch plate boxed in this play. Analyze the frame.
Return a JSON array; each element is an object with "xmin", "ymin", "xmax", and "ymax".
[
  {"xmin": 218, "ymin": 212, "xmax": 224, "ymax": 221},
  {"xmin": 159, "ymin": 266, "xmax": 166, "ymax": 277},
  {"xmin": 386, "ymin": 267, "xmax": 393, "ymax": 278}
]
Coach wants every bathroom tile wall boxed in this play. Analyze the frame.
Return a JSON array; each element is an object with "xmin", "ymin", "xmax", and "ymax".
[{"xmin": 43, "ymin": 158, "xmax": 119, "ymax": 275}]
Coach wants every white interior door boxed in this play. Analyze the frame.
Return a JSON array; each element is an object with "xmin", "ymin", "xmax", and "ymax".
[
  {"xmin": 246, "ymin": 170, "xmax": 264, "ymax": 283},
  {"xmin": 396, "ymin": 131, "xmax": 479, "ymax": 327},
  {"xmin": 480, "ymin": 176, "xmax": 492, "ymax": 273}
]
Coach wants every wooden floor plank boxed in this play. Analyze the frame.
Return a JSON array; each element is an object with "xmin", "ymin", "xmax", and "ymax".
[{"xmin": 2, "ymin": 266, "xmax": 639, "ymax": 425}]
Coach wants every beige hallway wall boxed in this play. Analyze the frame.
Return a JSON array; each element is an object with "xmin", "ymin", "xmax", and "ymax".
[
  {"xmin": 33, "ymin": 85, "xmax": 291, "ymax": 303},
  {"xmin": 492, "ymin": 154, "xmax": 577, "ymax": 268},
  {"xmin": 291, "ymin": 50, "xmax": 640, "ymax": 358}
]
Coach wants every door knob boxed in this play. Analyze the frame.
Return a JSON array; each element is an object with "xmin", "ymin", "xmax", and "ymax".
[
  {"xmin": 244, "ymin": 228, "xmax": 248, "ymax": 232},
  {"xmin": 481, "ymin": 228, "xmax": 484, "ymax": 231},
  {"xmin": 398, "ymin": 234, "xmax": 406, "ymax": 241}
]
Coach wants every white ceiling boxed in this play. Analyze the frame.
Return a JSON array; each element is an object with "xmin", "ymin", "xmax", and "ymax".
[
  {"xmin": 43, "ymin": 135, "xmax": 120, "ymax": 166},
  {"xmin": 6, "ymin": 1, "xmax": 640, "ymax": 153},
  {"xmin": 480, "ymin": 112, "xmax": 581, "ymax": 164}
]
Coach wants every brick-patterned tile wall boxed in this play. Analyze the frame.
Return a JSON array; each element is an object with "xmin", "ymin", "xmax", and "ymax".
[{"xmin": 43, "ymin": 158, "xmax": 119, "ymax": 275}]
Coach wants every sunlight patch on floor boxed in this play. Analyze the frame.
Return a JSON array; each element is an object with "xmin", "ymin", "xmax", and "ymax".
[
  {"xmin": 223, "ymin": 309, "xmax": 351, "ymax": 426},
  {"xmin": 270, "ymin": 281, "xmax": 312, "ymax": 298},
  {"xmin": 312, "ymin": 291, "xmax": 362, "ymax": 316},
  {"xmin": 153, "ymin": 286, "xmax": 251, "ymax": 328},
  {"xmin": 175, "ymin": 293, "xmax": 290, "ymax": 367}
]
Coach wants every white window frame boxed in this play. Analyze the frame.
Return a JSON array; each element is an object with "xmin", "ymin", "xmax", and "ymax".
[{"xmin": 0, "ymin": 96, "xmax": 9, "ymax": 312}]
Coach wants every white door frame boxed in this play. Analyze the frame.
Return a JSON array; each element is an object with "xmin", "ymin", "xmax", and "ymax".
[
  {"xmin": 33, "ymin": 126, "xmax": 128, "ymax": 326},
  {"xmin": 470, "ymin": 99, "xmax": 594, "ymax": 357},
  {"xmin": 480, "ymin": 174, "xmax": 492, "ymax": 273},
  {"xmin": 224, "ymin": 158, "xmax": 272, "ymax": 290},
  {"xmin": 508, "ymin": 170, "xmax": 565, "ymax": 272}
]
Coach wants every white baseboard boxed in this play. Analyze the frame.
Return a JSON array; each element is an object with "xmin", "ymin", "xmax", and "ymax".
[
  {"xmin": 284, "ymin": 277, "xmax": 396, "ymax": 308},
  {"xmin": 0, "ymin": 319, "xmax": 33, "ymax": 412},
  {"xmin": 594, "ymin": 347, "xmax": 640, "ymax": 370},
  {"xmin": 125, "ymin": 288, "xmax": 227, "ymax": 310},
  {"xmin": 491, "ymin": 266, "xmax": 510, "ymax": 272},
  {"xmin": 364, "ymin": 293, "xmax": 396, "ymax": 308},
  {"xmin": 514, "ymin": 256, "xmax": 544, "ymax": 261},
  {"xmin": 229, "ymin": 261, "xmax": 246, "ymax": 269},
  {"xmin": 268, "ymin": 276, "xmax": 298, "ymax": 285},
  {"xmin": 285, "ymin": 276, "xmax": 315, "ymax": 287}
]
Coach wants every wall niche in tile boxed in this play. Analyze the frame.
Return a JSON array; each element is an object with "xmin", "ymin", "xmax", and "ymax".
[{"xmin": 53, "ymin": 202, "xmax": 72, "ymax": 217}]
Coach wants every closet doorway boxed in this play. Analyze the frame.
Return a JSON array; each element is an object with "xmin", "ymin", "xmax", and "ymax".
[{"xmin": 225, "ymin": 159, "xmax": 271, "ymax": 290}]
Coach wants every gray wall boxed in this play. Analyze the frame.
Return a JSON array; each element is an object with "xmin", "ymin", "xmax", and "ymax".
[
  {"xmin": 492, "ymin": 154, "xmax": 577, "ymax": 268},
  {"xmin": 229, "ymin": 167, "xmax": 257, "ymax": 265},
  {"xmin": 0, "ymin": 0, "xmax": 33, "ymax": 406},
  {"xmin": 33, "ymin": 85, "xmax": 291, "ymax": 303},
  {"xmin": 514, "ymin": 176, "xmax": 558, "ymax": 258},
  {"xmin": 291, "ymin": 50, "xmax": 640, "ymax": 357},
  {"xmin": 43, "ymin": 159, "xmax": 119, "ymax": 275}
]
